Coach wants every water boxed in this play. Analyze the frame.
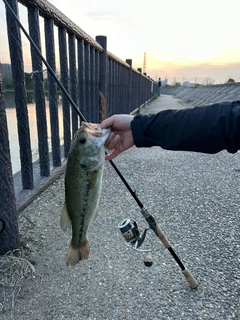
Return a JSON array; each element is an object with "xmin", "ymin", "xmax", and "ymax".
[{"xmin": 5, "ymin": 91, "xmax": 66, "ymax": 174}]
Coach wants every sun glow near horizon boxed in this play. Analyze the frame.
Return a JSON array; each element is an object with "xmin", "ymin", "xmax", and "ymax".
[{"xmin": 0, "ymin": 0, "xmax": 239, "ymax": 84}]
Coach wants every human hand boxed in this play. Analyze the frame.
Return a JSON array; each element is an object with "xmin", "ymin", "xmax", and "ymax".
[{"xmin": 100, "ymin": 114, "xmax": 134, "ymax": 160}]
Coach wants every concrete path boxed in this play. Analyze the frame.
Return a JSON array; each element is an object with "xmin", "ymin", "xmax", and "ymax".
[
  {"xmin": 2, "ymin": 94, "xmax": 239, "ymax": 320},
  {"xmin": 142, "ymin": 94, "xmax": 188, "ymax": 113}
]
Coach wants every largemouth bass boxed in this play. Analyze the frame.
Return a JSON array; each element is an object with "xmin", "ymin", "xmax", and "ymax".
[{"xmin": 60, "ymin": 122, "xmax": 110, "ymax": 266}]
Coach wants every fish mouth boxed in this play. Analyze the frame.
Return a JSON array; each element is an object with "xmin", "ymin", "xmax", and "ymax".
[{"xmin": 82, "ymin": 122, "xmax": 110, "ymax": 137}]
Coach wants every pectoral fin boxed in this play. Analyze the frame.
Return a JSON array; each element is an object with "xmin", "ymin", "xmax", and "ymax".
[{"xmin": 60, "ymin": 202, "xmax": 72, "ymax": 231}]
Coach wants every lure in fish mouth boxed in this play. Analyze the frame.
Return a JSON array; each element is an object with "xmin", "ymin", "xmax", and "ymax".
[{"xmin": 60, "ymin": 122, "xmax": 110, "ymax": 266}]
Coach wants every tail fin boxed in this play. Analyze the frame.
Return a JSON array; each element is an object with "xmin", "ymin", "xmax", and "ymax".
[{"xmin": 66, "ymin": 240, "xmax": 90, "ymax": 266}]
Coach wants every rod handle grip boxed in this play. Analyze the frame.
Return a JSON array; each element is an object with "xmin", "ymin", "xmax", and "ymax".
[
  {"xmin": 182, "ymin": 269, "xmax": 198, "ymax": 288},
  {"xmin": 144, "ymin": 252, "xmax": 153, "ymax": 267},
  {"xmin": 155, "ymin": 223, "xmax": 171, "ymax": 248},
  {"xmin": 141, "ymin": 208, "xmax": 171, "ymax": 248}
]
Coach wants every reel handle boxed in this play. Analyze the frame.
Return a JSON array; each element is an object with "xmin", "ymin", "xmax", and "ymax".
[{"xmin": 144, "ymin": 251, "xmax": 153, "ymax": 267}]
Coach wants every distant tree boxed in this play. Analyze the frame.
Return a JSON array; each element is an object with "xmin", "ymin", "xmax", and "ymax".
[
  {"xmin": 2, "ymin": 72, "xmax": 14, "ymax": 90},
  {"xmin": 3, "ymin": 82, "xmax": 14, "ymax": 90},
  {"xmin": 194, "ymin": 83, "xmax": 201, "ymax": 88},
  {"xmin": 174, "ymin": 82, "xmax": 181, "ymax": 87},
  {"xmin": 202, "ymin": 77, "xmax": 215, "ymax": 85},
  {"xmin": 24, "ymin": 72, "xmax": 34, "ymax": 91},
  {"xmin": 227, "ymin": 78, "xmax": 235, "ymax": 83},
  {"xmin": 43, "ymin": 77, "xmax": 48, "ymax": 92}
]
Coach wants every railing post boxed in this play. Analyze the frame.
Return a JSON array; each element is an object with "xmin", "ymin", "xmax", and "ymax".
[
  {"xmin": 90, "ymin": 46, "xmax": 96, "ymax": 122},
  {"xmin": 137, "ymin": 68, "xmax": 142, "ymax": 108},
  {"xmin": 126, "ymin": 59, "xmax": 132, "ymax": 114},
  {"xmin": 44, "ymin": 18, "xmax": 61, "ymax": 167},
  {"xmin": 116, "ymin": 63, "xmax": 120, "ymax": 113},
  {"xmin": 132, "ymin": 71, "xmax": 136, "ymax": 111},
  {"xmin": 5, "ymin": 0, "xmax": 33, "ymax": 189},
  {"xmin": 113, "ymin": 61, "xmax": 118, "ymax": 115},
  {"xmin": 68, "ymin": 33, "xmax": 78, "ymax": 135},
  {"xmin": 95, "ymin": 50, "xmax": 100, "ymax": 121},
  {"xmin": 59, "ymin": 27, "xmax": 71, "ymax": 158},
  {"xmin": 96, "ymin": 36, "xmax": 108, "ymax": 110},
  {"xmin": 0, "ymin": 63, "xmax": 19, "ymax": 255},
  {"xmin": 84, "ymin": 42, "xmax": 91, "ymax": 121},
  {"xmin": 124, "ymin": 66, "xmax": 128, "ymax": 113},
  {"xmin": 28, "ymin": 7, "xmax": 50, "ymax": 177},
  {"xmin": 108, "ymin": 58, "xmax": 112, "ymax": 116},
  {"xmin": 143, "ymin": 73, "xmax": 147, "ymax": 102},
  {"xmin": 77, "ymin": 38, "xmax": 85, "ymax": 123}
]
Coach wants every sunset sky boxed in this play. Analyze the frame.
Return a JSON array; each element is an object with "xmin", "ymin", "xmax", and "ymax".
[{"xmin": 0, "ymin": 0, "xmax": 239, "ymax": 84}]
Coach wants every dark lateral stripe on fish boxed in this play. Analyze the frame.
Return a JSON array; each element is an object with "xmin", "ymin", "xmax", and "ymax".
[{"xmin": 74, "ymin": 171, "xmax": 99, "ymax": 246}]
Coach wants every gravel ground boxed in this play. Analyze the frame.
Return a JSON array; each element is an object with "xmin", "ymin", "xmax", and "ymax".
[{"xmin": 0, "ymin": 95, "xmax": 239, "ymax": 320}]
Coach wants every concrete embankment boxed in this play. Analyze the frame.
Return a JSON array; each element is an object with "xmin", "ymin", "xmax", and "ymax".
[{"xmin": 162, "ymin": 82, "xmax": 240, "ymax": 106}]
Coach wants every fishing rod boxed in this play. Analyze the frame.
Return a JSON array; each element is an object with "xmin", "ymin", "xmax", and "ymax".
[{"xmin": 4, "ymin": 0, "xmax": 198, "ymax": 288}]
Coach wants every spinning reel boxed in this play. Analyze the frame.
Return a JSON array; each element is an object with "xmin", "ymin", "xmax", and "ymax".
[{"xmin": 118, "ymin": 218, "xmax": 153, "ymax": 267}]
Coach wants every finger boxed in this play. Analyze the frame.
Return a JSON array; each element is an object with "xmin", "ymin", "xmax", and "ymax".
[
  {"xmin": 100, "ymin": 116, "xmax": 114, "ymax": 129},
  {"xmin": 105, "ymin": 149, "xmax": 120, "ymax": 161},
  {"xmin": 104, "ymin": 133, "xmax": 120, "ymax": 150}
]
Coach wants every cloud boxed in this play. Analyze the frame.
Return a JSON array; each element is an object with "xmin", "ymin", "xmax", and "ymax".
[
  {"xmin": 85, "ymin": 10, "xmax": 119, "ymax": 21},
  {"xmin": 147, "ymin": 61, "xmax": 240, "ymax": 84}
]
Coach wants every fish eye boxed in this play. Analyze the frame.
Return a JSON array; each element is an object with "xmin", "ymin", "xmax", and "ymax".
[{"xmin": 79, "ymin": 137, "xmax": 86, "ymax": 144}]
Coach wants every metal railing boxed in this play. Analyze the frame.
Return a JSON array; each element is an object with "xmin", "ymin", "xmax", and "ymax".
[{"xmin": 0, "ymin": 0, "xmax": 157, "ymax": 253}]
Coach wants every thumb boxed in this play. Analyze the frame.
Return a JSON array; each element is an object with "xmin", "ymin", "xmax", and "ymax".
[{"xmin": 100, "ymin": 117, "xmax": 114, "ymax": 129}]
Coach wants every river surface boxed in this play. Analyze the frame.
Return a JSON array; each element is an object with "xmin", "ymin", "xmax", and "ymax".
[{"xmin": 5, "ymin": 91, "xmax": 65, "ymax": 174}]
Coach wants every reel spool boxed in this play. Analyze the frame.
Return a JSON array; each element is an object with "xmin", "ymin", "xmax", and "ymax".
[
  {"xmin": 118, "ymin": 218, "xmax": 153, "ymax": 267},
  {"xmin": 118, "ymin": 219, "xmax": 140, "ymax": 244}
]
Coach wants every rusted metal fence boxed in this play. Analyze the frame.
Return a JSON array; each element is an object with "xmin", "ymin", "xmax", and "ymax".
[{"xmin": 0, "ymin": 0, "xmax": 157, "ymax": 253}]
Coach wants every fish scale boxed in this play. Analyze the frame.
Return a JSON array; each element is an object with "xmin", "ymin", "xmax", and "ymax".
[{"xmin": 73, "ymin": 170, "xmax": 99, "ymax": 246}]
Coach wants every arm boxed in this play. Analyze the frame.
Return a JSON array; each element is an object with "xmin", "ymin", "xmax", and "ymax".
[
  {"xmin": 132, "ymin": 101, "xmax": 240, "ymax": 154},
  {"xmin": 100, "ymin": 101, "xmax": 240, "ymax": 159}
]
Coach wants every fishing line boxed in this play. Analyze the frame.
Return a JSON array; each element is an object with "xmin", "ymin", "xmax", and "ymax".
[{"xmin": 3, "ymin": 0, "xmax": 198, "ymax": 288}]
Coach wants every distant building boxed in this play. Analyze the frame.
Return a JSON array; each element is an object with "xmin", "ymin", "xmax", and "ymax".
[
  {"xmin": 182, "ymin": 81, "xmax": 195, "ymax": 87},
  {"xmin": 1, "ymin": 63, "xmax": 12, "ymax": 83},
  {"xmin": 162, "ymin": 78, "xmax": 168, "ymax": 86}
]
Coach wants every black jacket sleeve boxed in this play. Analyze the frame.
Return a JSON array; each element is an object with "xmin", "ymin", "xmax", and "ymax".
[{"xmin": 131, "ymin": 100, "xmax": 240, "ymax": 154}]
